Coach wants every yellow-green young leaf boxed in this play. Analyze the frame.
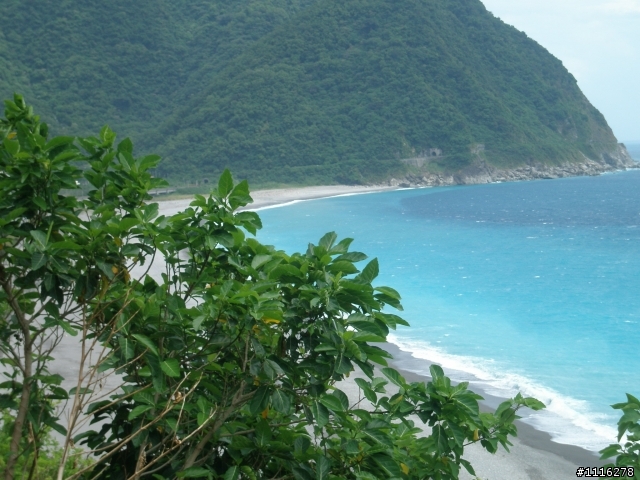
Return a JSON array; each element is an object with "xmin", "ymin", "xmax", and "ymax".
[
  {"xmin": 160, "ymin": 359, "xmax": 181, "ymax": 378},
  {"xmin": 3, "ymin": 138, "xmax": 20, "ymax": 155}
]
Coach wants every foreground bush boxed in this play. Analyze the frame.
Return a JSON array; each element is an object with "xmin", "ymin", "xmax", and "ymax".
[{"xmin": 0, "ymin": 95, "xmax": 545, "ymax": 479}]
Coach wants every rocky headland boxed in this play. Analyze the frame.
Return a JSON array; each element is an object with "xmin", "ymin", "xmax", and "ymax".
[{"xmin": 388, "ymin": 144, "xmax": 638, "ymax": 188}]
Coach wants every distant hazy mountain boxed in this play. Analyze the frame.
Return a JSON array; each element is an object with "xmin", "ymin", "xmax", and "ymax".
[{"xmin": 0, "ymin": 0, "xmax": 630, "ymax": 185}]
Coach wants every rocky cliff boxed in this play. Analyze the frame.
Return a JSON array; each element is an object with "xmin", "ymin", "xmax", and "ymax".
[{"xmin": 388, "ymin": 144, "xmax": 638, "ymax": 187}]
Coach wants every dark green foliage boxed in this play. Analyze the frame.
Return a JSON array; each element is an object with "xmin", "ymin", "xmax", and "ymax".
[{"xmin": 0, "ymin": 0, "xmax": 618, "ymax": 185}]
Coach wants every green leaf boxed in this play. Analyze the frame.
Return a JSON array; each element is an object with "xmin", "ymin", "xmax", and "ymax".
[
  {"xmin": 45, "ymin": 136, "xmax": 74, "ymax": 151},
  {"xmin": 0, "ymin": 395, "xmax": 17, "ymax": 409},
  {"xmin": 223, "ymin": 466, "xmax": 240, "ymax": 480},
  {"xmin": 311, "ymin": 401, "xmax": 330, "ymax": 427},
  {"xmin": 3, "ymin": 138, "xmax": 20, "ymax": 155},
  {"xmin": 363, "ymin": 429, "xmax": 394, "ymax": 447},
  {"xmin": 370, "ymin": 453, "xmax": 403, "ymax": 477},
  {"xmin": 255, "ymin": 419, "xmax": 271, "ymax": 447},
  {"xmin": 380, "ymin": 367, "xmax": 405, "ymax": 388},
  {"xmin": 43, "ymin": 417, "xmax": 68, "ymax": 436},
  {"xmin": 315, "ymin": 455, "xmax": 331, "ymax": 480},
  {"xmin": 455, "ymin": 393, "xmax": 480, "ymax": 416},
  {"xmin": 229, "ymin": 180, "xmax": 252, "ymax": 208},
  {"xmin": 31, "ymin": 252, "xmax": 47, "ymax": 271},
  {"xmin": 264, "ymin": 358, "xmax": 284, "ymax": 378},
  {"xmin": 430, "ymin": 364, "xmax": 445, "ymax": 381},
  {"xmin": 327, "ymin": 261, "xmax": 359, "ymax": 275},
  {"xmin": 251, "ymin": 254, "xmax": 272, "ymax": 270},
  {"xmin": 356, "ymin": 258, "xmax": 379, "ymax": 284},
  {"xmin": 319, "ymin": 394, "xmax": 345, "ymax": 412},
  {"xmin": 318, "ymin": 232, "xmax": 337, "ymax": 251},
  {"xmin": 523, "ymin": 397, "xmax": 546, "ymax": 411},
  {"xmin": 271, "ymin": 389, "xmax": 291, "ymax": 413},
  {"xmin": 30, "ymin": 230, "xmax": 48, "ymax": 249},
  {"xmin": 355, "ymin": 378, "xmax": 377, "ymax": 404},
  {"xmin": 250, "ymin": 386, "xmax": 270, "ymax": 415},
  {"xmin": 373, "ymin": 286, "xmax": 401, "ymax": 301},
  {"xmin": 117, "ymin": 137, "xmax": 133, "ymax": 154},
  {"xmin": 160, "ymin": 359, "xmax": 181, "ymax": 378},
  {"xmin": 335, "ymin": 251, "xmax": 367, "ymax": 262},
  {"xmin": 50, "ymin": 240, "xmax": 82, "ymax": 250},
  {"xmin": 460, "ymin": 458, "xmax": 476, "ymax": 476},
  {"xmin": 132, "ymin": 334, "xmax": 159, "ymax": 356},
  {"xmin": 58, "ymin": 320, "xmax": 78, "ymax": 337},
  {"xmin": 178, "ymin": 467, "xmax": 212, "ymax": 478},
  {"xmin": 432, "ymin": 424, "xmax": 449, "ymax": 454},
  {"xmin": 294, "ymin": 436, "xmax": 311, "ymax": 455},
  {"xmin": 355, "ymin": 473, "xmax": 379, "ymax": 480},
  {"xmin": 599, "ymin": 444, "xmax": 622, "ymax": 459},
  {"xmin": 128, "ymin": 405, "xmax": 153, "ymax": 420},
  {"xmin": 143, "ymin": 203, "xmax": 159, "ymax": 222},
  {"xmin": 118, "ymin": 337, "xmax": 135, "ymax": 360},
  {"xmin": 218, "ymin": 169, "xmax": 234, "ymax": 197},
  {"xmin": 331, "ymin": 389, "xmax": 350, "ymax": 411}
]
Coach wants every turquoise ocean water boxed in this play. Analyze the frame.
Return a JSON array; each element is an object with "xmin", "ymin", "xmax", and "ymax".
[{"xmin": 255, "ymin": 169, "xmax": 640, "ymax": 452}]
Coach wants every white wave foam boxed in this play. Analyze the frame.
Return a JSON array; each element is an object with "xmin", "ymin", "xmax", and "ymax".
[
  {"xmin": 251, "ymin": 190, "xmax": 385, "ymax": 212},
  {"xmin": 387, "ymin": 333, "xmax": 618, "ymax": 452}
]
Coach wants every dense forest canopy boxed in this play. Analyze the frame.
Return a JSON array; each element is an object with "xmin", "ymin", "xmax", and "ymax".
[{"xmin": 0, "ymin": 0, "xmax": 622, "ymax": 185}]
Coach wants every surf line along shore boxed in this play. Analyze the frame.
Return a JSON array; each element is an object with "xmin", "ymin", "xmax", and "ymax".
[{"xmin": 47, "ymin": 183, "xmax": 603, "ymax": 480}]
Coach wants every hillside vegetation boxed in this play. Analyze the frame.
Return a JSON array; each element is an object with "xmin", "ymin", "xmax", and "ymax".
[{"xmin": 0, "ymin": 0, "xmax": 623, "ymax": 185}]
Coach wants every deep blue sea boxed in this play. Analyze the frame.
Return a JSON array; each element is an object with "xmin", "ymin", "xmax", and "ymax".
[{"xmin": 255, "ymin": 170, "xmax": 640, "ymax": 452}]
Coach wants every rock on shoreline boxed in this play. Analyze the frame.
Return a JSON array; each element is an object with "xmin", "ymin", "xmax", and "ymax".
[{"xmin": 388, "ymin": 144, "xmax": 638, "ymax": 188}]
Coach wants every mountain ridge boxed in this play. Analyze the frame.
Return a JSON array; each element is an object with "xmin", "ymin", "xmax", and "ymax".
[{"xmin": 0, "ymin": 0, "xmax": 633, "ymax": 185}]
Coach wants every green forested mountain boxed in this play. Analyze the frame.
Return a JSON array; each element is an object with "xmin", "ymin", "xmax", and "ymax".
[{"xmin": 0, "ymin": 0, "xmax": 625, "ymax": 185}]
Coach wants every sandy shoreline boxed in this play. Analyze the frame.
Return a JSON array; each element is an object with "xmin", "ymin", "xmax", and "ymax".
[{"xmin": 152, "ymin": 184, "xmax": 399, "ymax": 216}]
